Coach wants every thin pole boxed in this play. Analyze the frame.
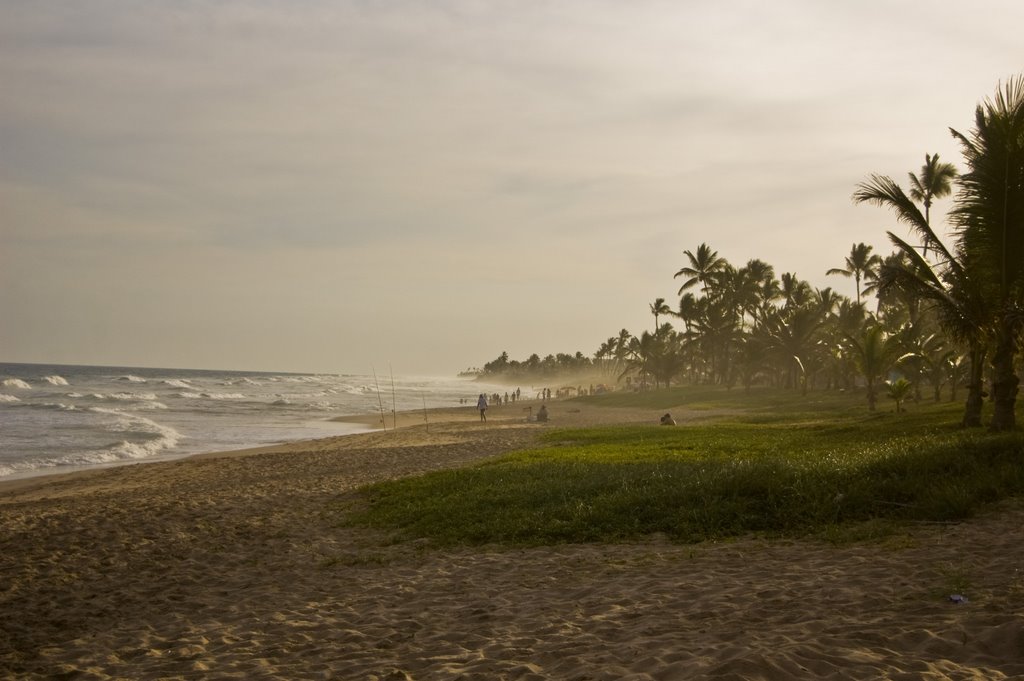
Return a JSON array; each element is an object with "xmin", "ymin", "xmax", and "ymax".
[
  {"xmin": 390, "ymin": 363, "xmax": 397, "ymax": 430},
  {"xmin": 371, "ymin": 366, "xmax": 386, "ymax": 431},
  {"xmin": 422, "ymin": 395, "xmax": 429, "ymax": 433}
]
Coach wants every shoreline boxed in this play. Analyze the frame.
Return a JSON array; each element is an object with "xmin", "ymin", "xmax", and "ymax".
[
  {"xmin": 5, "ymin": 400, "xmax": 1024, "ymax": 678},
  {"xmin": 0, "ymin": 398, "xmax": 574, "ymax": 493}
]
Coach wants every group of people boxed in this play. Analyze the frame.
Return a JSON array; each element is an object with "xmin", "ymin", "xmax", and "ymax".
[
  {"xmin": 475, "ymin": 388, "xmax": 548, "ymax": 424},
  {"xmin": 474, "ymin": 391, "xmax": 675, "ymax": 427},
  {"xmin": 465, "ymin": 389, "xmax": 522, "ymax": 407}
]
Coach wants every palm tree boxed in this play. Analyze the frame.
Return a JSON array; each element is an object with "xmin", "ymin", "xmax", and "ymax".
[
  {"xmin": 621, "ymin": 333, "xmax": 654, "ymax": 390},
  {"xmin": 733, "ymin": 261, "xmax": 772, "ymax": 330},
  {"xmin": 735, "ymin": 334, "xmax": 768, "ymax": 393},
  {"xmin": 908, "ymin": 153, "xmax": 959, "ymax": 226},
  {"xmin": 814, "ymin": 287, "xmax": 841, "ymax": 317},
  {"xmin": 612, "ymin": 328, "xmax": 632, "ymax": 362},
  {"xmin": 949, "ymin": 76, "xmax": 1024, "ymax": 431},
  {"xmin": 676, "ymin": 293, "xmax": 700, "ymax": 333},
  {"xmin": 824, "ymin": 298, "xmax": 868, "ymax": 391},
  {"xmin": 853, "ymin": 173, "xmax": 991, "ymax": 426},
  {"xmin": 779, "ymin": 272, "xmax": 812, "ymax": 309},
  {"xmin": 674, "ymin": 243, "xmax": 725, "ymax": 296},
  {"xmin": 649, "ymin": 297, "xmax": 671, "ymax": 332},
  {"xmin": 595, "ymin": 337, "xmax": 619, "ymax": 377},
  {"xmin": 914, "ymin": 330, "xmax": 956, "ymax": 403},
  {"xmin": 865, "ymin": 251, "xmax": 908, "ymax": 312},
  {"xmin": 892, "ymin": 238, "xmax": 989, "ymax": 426},
  {"xmin": 759, "ymin": 305, "xmax": 826, "ymax": 395},
  {"xmin": 826, "ymin": 243, "xmax": 883, "ymax": 306},
  {"xmin": 846, "ymin": 324, "xmax": 902, "ymax": 411},
  {"xmin": 645, "ymin": 324, "xmax": 687, "ymax": 388},
  {"xmin": 886, "ymin": 378, "xmax": 913, "ymax": 413}
]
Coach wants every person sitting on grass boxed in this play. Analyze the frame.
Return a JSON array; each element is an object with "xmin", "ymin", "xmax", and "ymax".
[
  {"xmin": 537, "ymin": 404, "xmax": 549, "ymax": 422},
  {"xmin": 660, "ymin": 413, "xmax": 676, "ymax": 426}
]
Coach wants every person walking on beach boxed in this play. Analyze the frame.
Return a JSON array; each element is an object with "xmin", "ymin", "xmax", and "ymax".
[{"xmin": 477, "ymin": 393, "xmax": 488, "ymax": 422}]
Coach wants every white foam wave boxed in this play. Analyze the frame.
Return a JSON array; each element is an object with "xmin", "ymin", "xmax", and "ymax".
[
  {"xmin": 19, "ymin": 401, "xmax": 78, "ymax": 411},
  {"xmin": 118, "ymin": 375, "xmax": 147, "ymax": 383},
  {"xmin": 178, "ymin": 391, "xmax": 246, "ymax": 400},
  {"xmin": 77, "ymin": 403, "xmax": 164, "ymax": 413},
  {"xmin": 296, "ymin": 390, "xmax": 329, "ymax": 398},
  {"xmin": 281, "ymin": 375, "xmax": 321, "ymax": 383},
  {"xmin": 93, "ymin": 407, "xmax": 182, "ymax": 459},
  {"xmin": 0, "ymin": 394, "xmax": 20, "ymax": 403},
  {"xmin": 162, "ymin": 379, "xmax": 192, "ymax": 388},
  {"xmin": 131, "ymin": 401, "xmax": 168, "ymax": 410},
  {"xmin": 2, "ymin": 378, "xmax": 31, "ymax": 389},
  {"xmin": 90, "ymin": 392, "xmax": 160, "ymax": 401},
  {"xmin": 43, "ymin": 375, "xmax": 69, "ymax": 386},
  {"xmin": 116, "ymin": 391, "xmax": 159, "ymax": 401}
]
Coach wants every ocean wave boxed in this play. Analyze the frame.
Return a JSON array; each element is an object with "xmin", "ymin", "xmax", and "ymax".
[
  {"xmin": 162, "ymin": 379, "xmax": 193, "ymax": 388},
  {"xmin": 2, "ymin": 378, "xmax": 31, "ymax": 389},
  {"xmin": 222, "ymin": 377, "xmax": 262, "ymax": 387},
  {"xmin": 280, "ymin": 375, "xmax": 321, "ymax": 383},
  {"xmin": 89, "ymin": 392, "xmax": 160, "ymax": 402},
  {"xmin": 118, "ymin": 375, "xmax": 147, "ymax": 383},
  {"xmin": 296, "ymin": 390, "xmax": 330, "ymax": 398},
  {"xmin": 43, "ymin": 375, "xmax": 69, "ymax": 386},
  {"xmin": 178, "ymin": 391, "xmax": 247, "ymax": 400},
  {"xmin": 129, "ymin": 401, "xmax": 169, "ymax": 410},
  {"xmin": 12, "ymin": 401, "xmax": 78, "ymax": 411},
  {"xmin": 93, "ymin": 407, "xmax": 182, "ymax": 455},
  {"xmin": 0, "ymin": 394, "xmax": 20, "ymax": 403}
]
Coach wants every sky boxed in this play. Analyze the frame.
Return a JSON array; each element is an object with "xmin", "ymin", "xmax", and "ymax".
[{"xmin": 1, "ymin": 1, "xmax": 1022, "ymax": 376}]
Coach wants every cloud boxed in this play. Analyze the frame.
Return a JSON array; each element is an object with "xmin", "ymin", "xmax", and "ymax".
[{"xmin": 2, "ymin": 0, "xmax": 1023, "ymax": 372}]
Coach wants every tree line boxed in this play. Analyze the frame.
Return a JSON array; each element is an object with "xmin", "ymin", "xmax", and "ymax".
[
  {"xmin": 478, "ymin": 77, "xmax": 1023, "ymax": 431},
  {"xmin": 478, "ymin": 350, "xmax": 597, "ymax": 380}
]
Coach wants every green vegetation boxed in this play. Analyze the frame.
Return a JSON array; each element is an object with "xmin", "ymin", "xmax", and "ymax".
[{"xmin": 341, "ymin": 389, "xmax": 1024, "ymax": 548}]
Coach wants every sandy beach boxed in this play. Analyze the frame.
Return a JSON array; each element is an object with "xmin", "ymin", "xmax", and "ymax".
[{"xmin": 3, "ymin": 400, "xmax": 1024, "ymax": 680}]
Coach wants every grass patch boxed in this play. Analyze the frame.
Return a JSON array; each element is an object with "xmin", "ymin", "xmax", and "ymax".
[
  {"xmin": 340, "ymin": 388, "xmax": 1024, "ymax": 547},
  {"xmin": 579, "ymin": 384, "xmax": 872, "ymax": 414}
]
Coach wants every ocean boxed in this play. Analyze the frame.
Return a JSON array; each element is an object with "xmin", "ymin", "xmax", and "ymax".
[{"xmin": 0, "ymin": 363, "xmax": 509, "ymax": 481}]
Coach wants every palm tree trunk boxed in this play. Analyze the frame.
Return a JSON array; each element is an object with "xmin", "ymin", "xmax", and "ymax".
[
  {"xmin": 962, "ymin": 345, "xmax": 986, "ymax": 428},
  {"xmin": 989, "ymin": 324, "xmax": 1020, "ymax": 431}
]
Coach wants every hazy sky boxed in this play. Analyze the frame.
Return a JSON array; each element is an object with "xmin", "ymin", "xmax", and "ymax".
[{"xmin": 2, "ymin": 1, "xmax": 1021, "ymax": 375}]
